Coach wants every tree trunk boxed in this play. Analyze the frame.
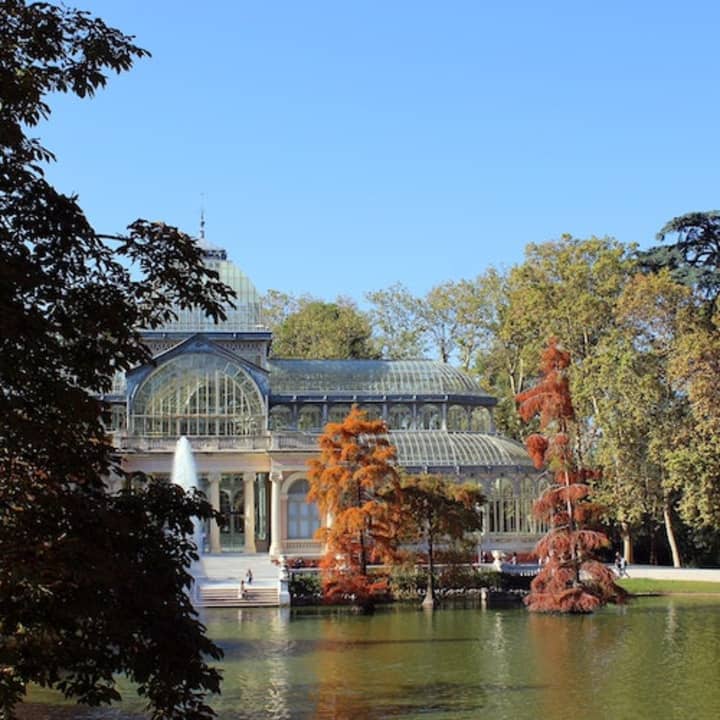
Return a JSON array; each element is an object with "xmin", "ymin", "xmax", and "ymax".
[
  {"xmin": 357, "ymin": 482, "xmax": 367, "ymax": 576},
  {"xmin": 422, "ymin": 532, "xmax": 437, "ymax": 609},
  {"xmin": 621, "ymin": 522, "xmax": 633, "ymax": 564},
  {"xmin": 663, "ymin": 503, "xmax": 682, "ymax": 568},
  {"xmin": 649, "ymin": 527, "xmax": 658, "ymax": 566}
]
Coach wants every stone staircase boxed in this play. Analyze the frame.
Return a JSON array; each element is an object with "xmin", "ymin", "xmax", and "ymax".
[
  {"xmin": 196, "ymin": 553, "xmax": 281, "ymax": 608},
  {"xmin": 199, "ymin": 583, "xmax": 279, "ymax": 608}
]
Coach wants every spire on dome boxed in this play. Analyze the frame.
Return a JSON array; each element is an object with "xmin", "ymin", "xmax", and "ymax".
[{"xmin": 197, "ymin": 194, "xmax": 226, "ymax": 260}]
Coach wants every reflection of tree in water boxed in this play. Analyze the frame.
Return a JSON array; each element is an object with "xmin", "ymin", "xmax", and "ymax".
[
  {"xmin": 527, "ymin": 612, "xmax": 627, "ymax": 719},
  {"xmin": 309, "ymin": 614, "xmax": 490, "ymax": 719}
]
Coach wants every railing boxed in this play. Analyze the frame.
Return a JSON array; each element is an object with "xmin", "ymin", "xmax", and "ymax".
[
  {"xmin": 113, "ymin": 433, "xmax": 271, "ymax": 452},
  {"xmin": 284, "ymin": 540, "xmax": 323, "ymax": 555},
  {"xmin": 499, "ymin": 563, "xmax": 539, "ymax": 577},
  {"xmin": 482, "ymin": 532, "xmax": 541, "ymax": 548},
  {"xmin": 270, "ymin": 432, "xmax": 319, "ymax": 450}
]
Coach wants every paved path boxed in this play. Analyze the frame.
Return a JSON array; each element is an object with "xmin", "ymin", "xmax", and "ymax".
[
  {"xmin": 492, "ymin": 562, "xmax": 720, "ymax": 583},
  {"xmin": 619, "ymin": 564, "xmax": 720, "ymax": 582}
]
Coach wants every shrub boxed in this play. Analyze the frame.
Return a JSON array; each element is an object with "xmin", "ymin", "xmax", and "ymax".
[{"xmin": 289, "ymin": 572, "xmax": 323, "ymax": 605}]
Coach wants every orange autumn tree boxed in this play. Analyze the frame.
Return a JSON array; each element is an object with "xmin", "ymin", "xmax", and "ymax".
[
  {"xmin": 516, "ymin": 338, "xmax": 624, "ymax": 613},
  {"xmin": 307, "ymin": 406, "xmax": 401, "ymax": 609}
]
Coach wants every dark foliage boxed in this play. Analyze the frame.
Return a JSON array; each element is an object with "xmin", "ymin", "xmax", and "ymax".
[
  {"xmin": 1, "ymin": 1, "xmax": 234, "ymax": 716},
  {"xmin": 638, "ymin": 211, "xmax": 720, "ymax": 305}
]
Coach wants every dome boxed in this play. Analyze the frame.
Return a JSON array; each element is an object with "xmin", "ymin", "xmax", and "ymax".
[
  {"xmin": 268, "ymin": 359, "xmax": 493, "ymax": 399},
  {"xmin": 390, "ymin": 430, "xmax": 533, "ymax": 469},
  {"xmin": 154, "ymin": 248, "xmax": 263, "ymax": 332}
]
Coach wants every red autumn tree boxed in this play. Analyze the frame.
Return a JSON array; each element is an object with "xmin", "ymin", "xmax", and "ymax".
[
  {"xmin": 307, "ymin": 406, "xmax": 401, "ymax": 610},
  {"xmin": 516, "ymin": 338, "xmax": 624, "ymax": 613}
]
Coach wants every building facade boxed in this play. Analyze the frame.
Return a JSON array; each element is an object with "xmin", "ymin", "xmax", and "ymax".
[{"xmin": 107, "ymin": 246, "xmax": 542, "ymax": 558}]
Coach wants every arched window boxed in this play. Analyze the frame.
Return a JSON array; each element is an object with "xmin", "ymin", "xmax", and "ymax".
[
  {"xmin": 328, "ymin": 404, "xmax": 351, "ymax": 424},
  {"xmin": 269, "ymin": 405, "xmax": 293, "ymax": 431},
  {"xmin": 470, "ymin": 407, "xmax": 491, "ymax": 432},
  {"xmin": 287, "ymin": 479, "xmax": 320, "ymax": 539},
  {"xmin": 131, "ymin": 353, "xmax": 265, "ymax": 437},
  {"xmin": 447, "ymin": 405, "xmax": 469, "ymax": 431},
  {"xmin": 388, "ymin": 404, "xmax": 413, "ymax": 430},
  {"xmin": 298, "ymin": 405, "xmax": 322, "ymax": 431},
  {"xmin": 419, "ymin": 403, "xmax": 442, "ymax": 430}
]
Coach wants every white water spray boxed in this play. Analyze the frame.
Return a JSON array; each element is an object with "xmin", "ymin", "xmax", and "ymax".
[{"xmin": 171, "ymin": 436, "xmax": 204, "ymax": 573}]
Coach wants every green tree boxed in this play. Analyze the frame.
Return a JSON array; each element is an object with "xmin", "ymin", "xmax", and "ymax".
[
  {"xmin": 365, "ymin": 282, "xmax": 427, "ymax": 359},
  {"xmin": 639, "ymin": 210, "xmax": 720, "ymax": 306},
  {"xmin": 666, "ymin": 312, "xmax": 720, "ymax": 537},
  {"xmin": 260, "ymin": 289, "xmax": 315, "ymax": 332},
  {"xmin": 637, "ymin": 212, "xmax": 720, "ymax": 560},
  {"xmin": 272, "ymin": 299, "xmax": 378, "ymax": 359},
  {"xmin": 587, "ymin": 271, "xmax": 693, "ymax": 567},
  {"xmin": 472, "ymin": 268, "xmax": 534, "ymax": 441},
  {"xmin": 1, "ymin": 2, "xmax": 231, "ymax": 716},
  {"xmin": 385, "ymin": 474, "xmax": 484, "ymax": 608},
  {"xmin": 420, "ymin": 279, "xmax": 499, "ymax": 368},
  {"xmin": 366, "ymin": 272, "xmax": 502, "ymax": 368},
  {"xmin": 499, "ymin": 236, "xmax": 635, "ymax": 453}
]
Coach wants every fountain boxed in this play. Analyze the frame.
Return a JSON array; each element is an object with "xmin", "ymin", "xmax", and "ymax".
[{"xmin": 171, "ymin": 436, "xmax": 205, "ymax": 579}]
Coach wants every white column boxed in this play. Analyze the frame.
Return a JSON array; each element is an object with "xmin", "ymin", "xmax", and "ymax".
[
  {"xmin": 244, "ymin": 473, "xmax": 256, "ymax": 553},
  {"xmin": 208, "ymin": 474, "xmax": 222, "ymax": 554},
  {"xmin": 269, "ymin": 470, "xmax": 282, "ymax": 558}
]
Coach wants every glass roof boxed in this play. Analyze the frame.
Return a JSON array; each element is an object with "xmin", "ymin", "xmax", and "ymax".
[
  {"xmin": 390, "ymin": 431, "xmax": 532, "ymax": 469},
  {"xmin": 269, "ymin": 360, "xmax": 492, "ymax": 398},
  {"xmin": 154, "ymin": 251, "xmax": 263, "ymax": 332}
]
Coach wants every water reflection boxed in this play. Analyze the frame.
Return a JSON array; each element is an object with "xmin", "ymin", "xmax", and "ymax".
[{"xmin": 20, "ymin": 599, "xmax": 720, "ymax": 720}]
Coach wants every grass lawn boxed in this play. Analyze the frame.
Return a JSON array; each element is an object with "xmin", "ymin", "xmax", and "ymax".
[{"xmin": 618, "ymin": 578, "xmax": 720, "ymax": 595}]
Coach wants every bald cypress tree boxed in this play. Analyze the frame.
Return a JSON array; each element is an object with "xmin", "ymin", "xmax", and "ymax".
[
  {"xmin": 516, "ymin": 339, "xmax": 624, "ymax": 613},
  {"xmin": 307, "ymin": 406, "xmax": 400, "ymax": 610}
]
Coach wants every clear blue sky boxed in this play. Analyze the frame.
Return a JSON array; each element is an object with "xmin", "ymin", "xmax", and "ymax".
[{"xmin": 41, "ymin": 0, "xmax": 720, "ymax": 301}]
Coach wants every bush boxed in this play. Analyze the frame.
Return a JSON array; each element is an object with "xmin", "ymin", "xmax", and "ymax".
[
  {"xmin": 289, "ymin": 572, "xmax": 323, "ymax": 605},
  {"xmin": 388, "ymin": 565, "xmax": 506, "ymax": 601}
]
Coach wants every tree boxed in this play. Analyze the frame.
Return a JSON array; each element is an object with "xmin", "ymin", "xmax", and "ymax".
[
  {"xmin": 271, "ymin": 299, "xmax": 379, "ymax": 359},
  {"xmin": 421, "ymin": 279, "xmax": 498, "ymax": 368},
  {"xmin": 665, "ymin": 313, "xmax": 720, "ymax": 537},
  {"xmin": 499, "ymin": 236, "xmax": 635, "ymax": 455},
  {"xmin": 639, "ymin": 210, "xmax": 720, "ymax": 306},
  {"xmin": 1, "ymin": 2, "xmax": 232, "ymax": 716},
  {"xmin": 307, "ymin": 406, "xmax": 400, "ymax": 610},
  {"xmin": 384, "ymin": 474, "xmax": 484, "ymax": 608},
  {"xmin": 637, "ymin": 212, "xmax": 720, "ymax": 560},
  {"xmin": 366, "ymin": 272, "xmax": 502, "ymax": 368},
  {"xmin": 260, "ymin": 289, "xmax": 315, "ymax": 332},
  {"xmin": 516, "ymin": 339, "xmax": 624, "ymax": 613},
  {"xmin": 365, "ymin": 283, "xmax": 427, "ymax": 359},
  {"xmin": 587, "ymin": 272, "xmax": 693, "ymax": 567},
  {"xmin": 472, "ymin": 268, "xmax": 533, "ymax": 441}
]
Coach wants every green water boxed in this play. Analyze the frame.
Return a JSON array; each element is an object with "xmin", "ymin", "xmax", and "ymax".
[{"xmin": 19, "ymin": 598, "xmax": 720, "ymax": 719}]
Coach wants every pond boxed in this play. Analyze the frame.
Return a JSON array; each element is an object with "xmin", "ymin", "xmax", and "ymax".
[{"xmin": 19, "ymin": 597, "xmax": 720, "ymax": 720}]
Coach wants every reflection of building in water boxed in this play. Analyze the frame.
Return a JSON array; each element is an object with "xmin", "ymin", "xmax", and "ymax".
[{"xmin": 107, "ymin": 243, "xmax": 540, "ymax": 557}]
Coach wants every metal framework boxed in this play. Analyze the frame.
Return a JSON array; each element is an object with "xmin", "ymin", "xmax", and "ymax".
[{"xmin": 131, "ymin": 353, "xmax": 265, "ymax": 436}]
